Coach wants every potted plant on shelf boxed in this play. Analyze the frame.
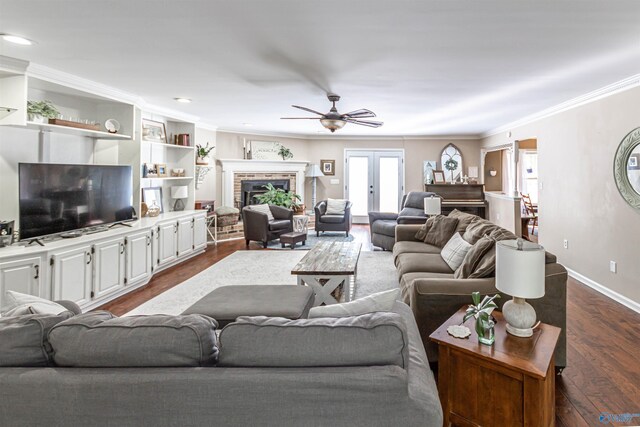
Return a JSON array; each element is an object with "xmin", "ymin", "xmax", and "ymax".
[
  {"xmin": 255, "ymin": 183, "xmax": 302, "ymax": 211},
  {"xmin": 196, "ymin": 143, "xmax": 215, "ymax": 165},
  {"xmin": 277, "ymin": 145, "xmax": 293, "ymax": 161},
  {"xmin": 463, "ymin": 291, "xmax": 500, "ymax": 345},
  {"xmin": 26, "ymin": 100, "xmax": 59, "ymax": 123}
]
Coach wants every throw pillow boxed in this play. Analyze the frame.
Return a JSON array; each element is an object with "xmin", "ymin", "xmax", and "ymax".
[
  {"xmin": 325, "ymin": 198, "xmax": 347, "ymax": 215},
  {"xmin": 447, "ymin": 209, "xmax": 480, "ymax": 234},
  {"xmin": 454, "ymin": 234, "xmax": 496, "ymax": 279},
  {"xmin": 462, "ymin": 219, "xmax": 499, "ymax": 245},
  {"xmin": 308, "ymin": 289, "xmax": 400, "ymax": 318},
  {"xmin": 414, "ymin": 215, "xmax": 435, "ymax": 241},
  {"xmin": 440, "ymin": 233, "xmax": 472, "ymax": 271},
  {"xmin": 423, "ymin": 215, "xmax": 459, "ymax": 248},
  {"xmin": 468, "ymin": 228, "xmax": 518, "ymax": 278},
  {"xmin": 249, "ymin": 203, "xmax": 274, "ymax": 221},
  {"xmin": 0, "ymin": 291, "xmax": 68, "ymax": 317}
]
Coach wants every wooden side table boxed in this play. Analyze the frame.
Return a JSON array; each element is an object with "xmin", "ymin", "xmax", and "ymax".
[{"xmin": 430, "ymin": 307, "xmax": 560, "ymax": 427}]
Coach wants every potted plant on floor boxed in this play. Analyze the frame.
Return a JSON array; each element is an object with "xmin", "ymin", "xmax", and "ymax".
[
  {"xmin": 255, "ymin": 183, "xmax": 302, "ymax": 211},
  {"xmin": 27, "ymin": 100, "xmax": 59, "ymax": 123},
  {"xmin": 196, "ymin": 143, "xmax": 215, "ymax": 165}
]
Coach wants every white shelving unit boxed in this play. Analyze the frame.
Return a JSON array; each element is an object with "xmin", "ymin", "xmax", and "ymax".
[{"xmin": 25, "ymin": 121, "xmax": 132, "ymax": 140}]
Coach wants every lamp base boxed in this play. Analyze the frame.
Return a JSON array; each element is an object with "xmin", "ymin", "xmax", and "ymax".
[
  {"xmin": 502, "ymin": 297, "xmax": 537, "ymax": 338},
  {"xmin": 173, "ymin": 199, "xmax": 185, "ymax": 211}
]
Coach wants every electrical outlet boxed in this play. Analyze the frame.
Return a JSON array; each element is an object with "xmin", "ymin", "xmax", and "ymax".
[
  {"xmin": 563, "ymin": 239, "xmax": 569, "ymax": 249},
  {"xmin": 539, "ymin": 181, "xmax": 543, "ymax": 190},
  {"xmin": 496, "ymin": 213, "xmax": 501, "ymax": 220},
  {"xmin": 330, "ymin": 178, "xmax": 340, "ymax": 185},
  {"xmin": 610, "ymin": 261, "xmax": 617, "ymax": 273}
]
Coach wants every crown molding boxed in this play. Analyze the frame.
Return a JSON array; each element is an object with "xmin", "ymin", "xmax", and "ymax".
[
  {"xmin": 0, "ymin": 55, "xmax": 29, "ymax": 74},
  {"xmin": 482, "ymin": 73, "xmax": 640, "ymax": 139},
  {"xmin": 195, "ymin": 122, "xmax": 219, "ymax": 132}
]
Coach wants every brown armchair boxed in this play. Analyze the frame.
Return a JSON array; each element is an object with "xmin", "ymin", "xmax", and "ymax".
[
  {"xmin": 314, "ymin": 200, "xmax": 352, "ymax": 237},
  {"xmin": 242, "ymin": 205, "xmax": 294, "ymax": 248}
]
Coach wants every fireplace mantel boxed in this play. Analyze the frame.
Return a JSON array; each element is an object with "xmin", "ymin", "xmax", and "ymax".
[{"xmin": 219, "ymin": 159, "xmax": 309, "ymax": 207}]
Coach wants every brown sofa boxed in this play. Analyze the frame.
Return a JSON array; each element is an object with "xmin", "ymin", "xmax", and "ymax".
[{"xmin": 393, "ymin": 217, "xmax": 567, "ymax": 370}]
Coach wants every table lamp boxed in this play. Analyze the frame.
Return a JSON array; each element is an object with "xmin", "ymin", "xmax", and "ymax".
[
  {"xmin": 495, "ymin": 239, "xmax": 545, "ymax": 337},
  {"xmin": 424, "ymin": 195, "xmax": 442, "ymax": 216},
  {"xmin": 306, "ymin": 164, "xmax": 324, "ymax": 210},
  {"xmin": 171, "ymin": 186, "xmax": 188, "ymax": 211}
]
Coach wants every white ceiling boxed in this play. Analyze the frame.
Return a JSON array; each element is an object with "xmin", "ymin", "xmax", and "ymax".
[{"xmin": 1, "ymin": 1, "xmax": 640, "ymax": 136}]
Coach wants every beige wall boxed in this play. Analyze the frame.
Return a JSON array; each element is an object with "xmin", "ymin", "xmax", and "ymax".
[
  {"xmin": 482, "ymin": 86, "xmax": 640, "ymax": 305},
  {"xmin": 214, "ymin": 132, "xmax": 481, "ymax": 208},
  {"xmin": 484, "ymin": 150, "xmax": 503, "ymax": 191},
  {"xmin": 485, "ymin": 193, "xmax": 521, "ymax": 236}
]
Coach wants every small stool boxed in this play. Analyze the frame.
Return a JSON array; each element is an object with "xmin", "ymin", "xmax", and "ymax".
[
  {"xmin": 280, "ymin": 231, "xmax": 307, "ymax": 249},
  {"xmin": 181, "ymin": 285, "xmax": 315, "ymax": 327}
]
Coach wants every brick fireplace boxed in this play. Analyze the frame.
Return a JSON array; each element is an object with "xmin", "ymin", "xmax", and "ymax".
[{"xmin": 234, "ymin": 174, "xmax": 296, "ymax": 209}]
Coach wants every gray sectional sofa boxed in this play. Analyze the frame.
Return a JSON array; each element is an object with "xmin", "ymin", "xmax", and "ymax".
[
  {"xmin": 393, "ymin": 211, "xmax": 568, "ymax": 369},
  {"xmin": 0, "ymin": 300, "xmax": 443, "ymax": 427}
]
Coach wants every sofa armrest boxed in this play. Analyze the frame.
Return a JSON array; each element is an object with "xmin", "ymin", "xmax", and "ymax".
[
  {"xmin": 55, "ymin": 300, "xmax": 82, "ymax": 315},
  {"xmin": 395, "ymin": 224, "xmax": 423, "ymax": 242},
  {"xmin": 397, "ymin": 216, "xmax": 428, "ymax": 225},
  {"xmin": 242, "ymin": 208, "xmax": 270, "ymax": 240},
  {"xmin": 314, "ymin": 201, "xmax": 327, "ymax": 217},
  {"xmin": 270, "ymin": 205, "xmax": 294, "ymax": 220},
  {"xmin": 368, "ymin": 212, "xmax": 399, "ymax": 225}
]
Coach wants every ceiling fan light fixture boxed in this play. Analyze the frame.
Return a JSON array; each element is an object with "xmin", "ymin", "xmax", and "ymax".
[{"xmin": 320, "ymin": 118, "xmax": 346, "ymax": 133}]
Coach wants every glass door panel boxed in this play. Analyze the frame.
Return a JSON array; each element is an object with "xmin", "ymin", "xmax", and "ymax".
[
  {"xmin": 377, "ymin": 155, "xmax": 401, "ymax": 213},
  {"xmin": 347, "ymin": 156, "xmax": 372, "ymax": 217}
]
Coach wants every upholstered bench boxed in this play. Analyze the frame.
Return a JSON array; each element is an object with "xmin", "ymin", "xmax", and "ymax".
[{"xmin": 181, "ymin": 285, "xmax": 315, "ymax": 327}]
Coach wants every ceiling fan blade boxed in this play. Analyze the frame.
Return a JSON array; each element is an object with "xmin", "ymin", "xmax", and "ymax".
[
  {"xmin": 343, "ymin": 109, "xmax": 377, "ymax": 119},
  {"xmin": 280, "ymin": 117, "xmax": 322, "ymax": 120},
  {"xmin": 292, "ymin": 105, "xmax": 325, "ymax": 116},
  {"xmin": 344, "ymin": 118, "xmax": 384, "ymax": 128}
]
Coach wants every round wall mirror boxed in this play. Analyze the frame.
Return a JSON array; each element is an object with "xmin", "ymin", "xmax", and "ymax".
[
  {"xmin": 613, "ymin": 127, "xmax": 640, "ymax": 210},
  {"xmin": 441, "ymin": 143, "xmax": 464, "ymax": 183}
]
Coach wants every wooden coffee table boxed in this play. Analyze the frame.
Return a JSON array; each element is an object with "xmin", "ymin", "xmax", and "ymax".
[
  {"xmin": 291, "ymin": 241, "xmax": 361, "ymax": 306},
  {"xmin": 430, "ymin": 307, "xmax": 560, "ymax": 427}
]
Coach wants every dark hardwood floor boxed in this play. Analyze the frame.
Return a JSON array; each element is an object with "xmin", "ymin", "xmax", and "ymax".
[{"xmin": 97, "ymin": 224, "xmax": 640, "ymax": 426}]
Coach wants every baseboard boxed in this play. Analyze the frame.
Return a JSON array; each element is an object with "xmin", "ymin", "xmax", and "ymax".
[{"xmin": 566, "ymin": 268, "xmax": 640, "ymax": 314}]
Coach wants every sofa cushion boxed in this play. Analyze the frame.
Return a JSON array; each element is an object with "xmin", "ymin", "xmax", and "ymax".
[
  {"xmin": 325, "ymin": 198, "xmax": 348, "ymax": 215},
  {"xmin": 440, "ymin": 233, "xmax": 472, "ymax": 271},
  {"xmin": 0, "ymin": 311, "xmax": 74, "ymax": 367},
  {"xmin": 392, "ymin": 241, "xmax": 441, "ymax": 265},
  {"xmin": 248, "ymin": 203, "xmax": 274, "ymax": 221},
  {"xmin": 218, "ymin": 312, "xmax": 409, "ymax": 368},
  {"xmin": 423, "ymin": 215, "xmax": 459, "ymax": 248},
  {"xmin": 320, "ymin": 214, "xmax": 346, "ymax": 224},
  {"xmin": 447, "ymin": 209, "xmax": 480, "ymax": 234},
  {"xmin": 399, "ymin": 272, "xmax": 455, "ymax": 299},
  {"xmin": 462, "ymin": 219, "xmax": 500, "ymax": 245},
  {"xmin": 372, "ymin": 219, "xmax": 397, "ymax": 237},
  {"xmin": 1, "ymin": 291, "xmax": 68, "ymax": 317},
  {"xmin": 454, "ymin": 234, "xmax": 497, "ymax": 279},
  {"xmin": 397, "ymin": 253, "xmax": 454, "ymax": 276},
  {"xmin": 49, "ymin": 312, "xmax": 219, "ymax": 367},
  {"xmin": 308, "ymin": 289, "xmax": 400, "ymax": 318},
  {"xmin": 268, "ymin": 219, "xmax": 291, "ymax": 231}
]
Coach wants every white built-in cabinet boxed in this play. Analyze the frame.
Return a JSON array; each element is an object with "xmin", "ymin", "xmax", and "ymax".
[
  {"xmin": 51, "ymin": 245, "xmax": 93, "ymax": 306},
  {"xmin": 0, "ymin": 257, "xmax": 43, "ymax": 308},
  {"xmin": 93, "ymin": 237, "xmax": 126, "ymax": 300},
  {"xmin": 177, "ymin": 217, "xmax": 194, "ymax": 257},
  {"xmin": 193, "ymin": 215, "xmax": 207, "ymax": 251},
  {"xmin": 156, "ymin": 220, "xmax": 179, "ymax": 268},
  {"xmin": 126, "ymin": 230, "xmax": 153, "ymax": 285}
]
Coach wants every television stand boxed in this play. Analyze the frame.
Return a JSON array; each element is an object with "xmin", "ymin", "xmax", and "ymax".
[
  {"xmin": 27, "ymin": 238, "xmax": 45, "ymax": 247},
  {"xmin": 108, "ymin": 222, "xmax": 133, "ymax": 229}
]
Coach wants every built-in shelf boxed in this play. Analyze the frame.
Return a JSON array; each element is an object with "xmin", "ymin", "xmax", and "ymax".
[
  {"xmin": 24, "ymin": 121, "xmax": 132, "ymax": 140},
  {"xmin": 0, "ymin": 107, "xmax": 17, "ymax": 120},
  {"xmin": 141, "ymin": 176, "xmax": 194, "ymax": 181},
  {"xmin": 142, "ymin": 140, "xmax": 194, "ymax": 150}
]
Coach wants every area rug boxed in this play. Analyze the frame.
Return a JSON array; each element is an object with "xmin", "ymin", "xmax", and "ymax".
[
  {"xmin": 125, "ymin": 250, "xmax": 397, "ymax": 316},
  {"xmin": 266, "ymin": 232, "xmax": 354, "ymax": 250}
]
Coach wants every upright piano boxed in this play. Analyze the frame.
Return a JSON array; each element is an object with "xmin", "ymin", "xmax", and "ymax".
[{"xmin": 424, "ymin": 184, "xmax": 488, "ymax": 219}]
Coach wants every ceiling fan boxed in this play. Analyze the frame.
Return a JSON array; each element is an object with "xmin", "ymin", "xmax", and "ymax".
[{"xmin": 281, "ymin": 94, "xmax": 383, "ymax": 132}]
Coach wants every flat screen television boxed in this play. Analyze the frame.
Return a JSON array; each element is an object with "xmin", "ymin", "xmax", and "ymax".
[{"xmin": 19, "ymin": 163, "xmax": 133, "ymax": 240}]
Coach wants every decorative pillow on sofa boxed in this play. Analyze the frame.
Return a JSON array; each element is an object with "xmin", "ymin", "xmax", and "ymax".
[
  {"xmin": 308, "ymin": 289, "xmax": 400, "ymax": 318},
  {"xmin": 414, "ymin": 215, "xmax": 434, "ymax": 241},
  {"xmin": 440, "ymin": 233, "xmax": 472, "ymax": 271},
  {"xmin": 422, "ymin": 215, "xmax": 459, "ymax": 248},
  {"xmin": 0, "ymin": 311, "xmax": 74, "ymax": 367},
  {"xmin": 218, "ymin": 311, "xmax": 409, "ymax": 368},
  {"xmin": 248, "ymin": 203, "xmax": 274, "ymax": 221},
  {"xmin": 325, "ymin": 198, "xmax": 348, "ymax": 215},
  {"xmin": 466, "ymin": 228, "xmax": 519, "ymax": 278},
  {"xmin": 454, "ymin": 234, "xmax": 496, "ymax": 279},
  {"xmin": 1, "ymin": 291, "xmax": 68, "ymax": 317},
  {"xmin": 447, "ymin": 209, "xmax": 480, "ymax": 234},
  {"xmin": 49, "ymin": 312, "xmax": 219, "ymax": 367},
  {"xmin": 462, "ymin": 219, "xmax": 500, "ymax": 245}
]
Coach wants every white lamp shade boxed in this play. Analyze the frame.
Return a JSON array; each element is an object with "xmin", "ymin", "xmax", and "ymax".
[
  {"xmin": 306, "ymin": 164, "xmax": 324, "ymax": 178},
  {"xmin": 171, "ymin": 186, "xmax": 188, "ymax": 199},
  {"xmin": 424, "ymin": 197, "xmax": 442, "ymax": 215},
  {"xmin": 495, "ymin": 239, "xmax": 545, "ymax": 299}
]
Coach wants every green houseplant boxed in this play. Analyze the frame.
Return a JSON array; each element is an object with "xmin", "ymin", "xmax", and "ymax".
[
  {"xmin": 255, "ymin": 183, "xmax": 301, "ymax": 210},
  {"xmin": 27, "ymin": 100, "xmax": 59, "ymax": 123},
  {"xmin": 464, "ymin": 291, "xmax": 500, "ymax": 345},
  {"xmin": 277, "ymin": 145, "xmax": 293, "ymax": 161},
  {"xmin": 196, "ymin": 143, "xmax": 215, "ymax": 165}
]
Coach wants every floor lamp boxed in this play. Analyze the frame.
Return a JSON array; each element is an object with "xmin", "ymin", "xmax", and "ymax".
[{"xmin": 306, "ymin": 164, "xmax": 324, "ymax": 212}]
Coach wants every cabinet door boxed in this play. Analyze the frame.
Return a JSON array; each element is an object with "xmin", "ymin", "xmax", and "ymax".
[
  {"xmin": 193, "ymin": 214, "xmax": 207, "ymax": 251},
  {"xmin": 51, "ymin": 246, "xmax": 93, "ymax": 306},
  {"xmin": 0, "ymin": 257, "xmax": 42, "ymax": 308},
  {"xmin": 177, "ymin": 217, "xmax": 194, "ymax": 257},
  {"xmin": 93, "ymin": 237, "xmax": 126, "ymax": 299},
  {"xmin": 126, "ymin": 230, "xmax": 152, "ymax": 285},
  {"xmin": 157, "ymin": 221, "xmax": 178, "ymax": 267}
]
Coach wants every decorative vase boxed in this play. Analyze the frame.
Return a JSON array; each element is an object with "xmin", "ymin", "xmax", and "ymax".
[
  {"xmin": 475, "ymin": 315, "xmax": 496, "ymax": 346},
  {"xmin": 147, "ymin": 202, "xmax": 161, "ymax": 217},
  {"xmin": 196, "ymin": 157, "xmax": 209, "ymax": 165},
  {"xmin": 28, "ymin": 113, "xmax": 46, "ymax": 123}
]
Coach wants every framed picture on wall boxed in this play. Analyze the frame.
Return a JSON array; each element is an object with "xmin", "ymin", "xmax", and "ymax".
[
  {"xmin": 321, "ymin": 159, "xmax": 335, "ymax": 176},
  {"xmin": 142, "ymin": 119, "xmax": 167, "ymax": 144},
  {"xmin": 433, "ymin": 170, "xmax": 446, "ymax": 184}
]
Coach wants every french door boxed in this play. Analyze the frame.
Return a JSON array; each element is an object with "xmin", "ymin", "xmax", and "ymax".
[{"xmin": 345, "ymin": 150, "xmax": 404, "ymax": 223}]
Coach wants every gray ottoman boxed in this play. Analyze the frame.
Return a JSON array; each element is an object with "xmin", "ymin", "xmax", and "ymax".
[{"xmin": 181, "ymin": 285, "xmax": 315, "ymax": 327}]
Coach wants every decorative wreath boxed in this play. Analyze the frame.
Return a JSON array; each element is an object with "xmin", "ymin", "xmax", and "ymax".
[{"xmin": 444, "ymin": 158, "xmax": 459, "ymax": 171}]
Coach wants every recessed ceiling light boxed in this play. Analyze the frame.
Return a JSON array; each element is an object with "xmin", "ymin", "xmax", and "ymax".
[
  {"xmin": 174, "ymin": 97, "xmax": 192, "ymax": 103},
  {"xmin": 1, "ymin": 34, "xmax": 34, "ymax": 45}
]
